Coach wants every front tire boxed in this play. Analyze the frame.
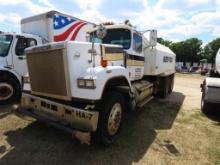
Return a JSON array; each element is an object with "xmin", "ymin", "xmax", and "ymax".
[
  {"xmin": 94, "ymin": 91, "xmax": 125, "ymax": 145},
  {"xmin": 0, "ymin": 76, "xmax": 21, "ymax": 105}
]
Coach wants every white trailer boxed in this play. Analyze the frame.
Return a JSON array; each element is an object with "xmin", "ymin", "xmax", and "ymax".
[
  {"xmin": 21, "ymin": 10, "xmax": 93, "ymax": 43},
  {"xmin": 16, "ymin": 22, "xmax": 176, "ymax": 145},
  {"xmin": 201, "ymin": 49, "xmax": 220, "ymax": 113},
  {"xmin": 0, "ymin": 11, "xmax": 94, "ymax": 104}
]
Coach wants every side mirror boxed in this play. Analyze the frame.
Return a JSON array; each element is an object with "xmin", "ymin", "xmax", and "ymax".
[
  {"xmin": 149, "ymin": 30, "xmax": 157, "ymax": 47},
  {"xmin": 29, "ymin": 40, "xmax": 36, "ymax": 47},
  {"xmin": 16, "ymin": 35, "xmax": 25, "ymax": 39},
  {"xmin": 96, "ymin": 24, "xmax": 107, "ymax": 39},
  {"xmin": 85, "ymin": 34, "xmax": 90, "ymax": 42}
]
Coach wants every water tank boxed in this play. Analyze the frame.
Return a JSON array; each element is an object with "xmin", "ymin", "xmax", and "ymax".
[{"xmin": 216, "ymin": 49, "xmax": 220, "ymax": 73}]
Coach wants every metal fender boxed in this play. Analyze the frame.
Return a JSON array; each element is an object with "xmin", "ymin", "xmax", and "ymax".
[
  {"xmin": 71, "ymin": 66, "xmax": 132, "ymax": 101},
  {"xmin": 0, "ymin": 67, "xmax": 22, "ymax": 85}
]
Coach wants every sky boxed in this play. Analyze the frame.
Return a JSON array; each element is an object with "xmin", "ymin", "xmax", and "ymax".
[{"xmin": 0, "ymin": 0, "xmax": 219, "ymax": 44}]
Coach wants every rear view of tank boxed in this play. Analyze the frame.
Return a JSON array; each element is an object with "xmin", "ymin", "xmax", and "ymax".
[{"xmin": 201, "ymin": 48, "xmax": 220, "ymax": 113}]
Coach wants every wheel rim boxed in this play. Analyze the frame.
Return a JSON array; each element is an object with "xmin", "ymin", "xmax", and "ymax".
[
  {"xmin": 201, "ymin": 95, "xmax": 205, "ymax": 110},
  {"xmin": 107, "ymin": 102, "xmax": 122, "ymax": 136},
  {"xmin": 201, "ymin": 98, "xmax": 204, "ymax": 109},
  {"xmin": 0, "ymin": 83, "xmax": 14, "ymax": 101}
]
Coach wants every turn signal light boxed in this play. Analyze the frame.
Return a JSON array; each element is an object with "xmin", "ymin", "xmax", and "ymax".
[{"xmin": 101, "ymin": 57, "xmax": 108, "ymax": 67}]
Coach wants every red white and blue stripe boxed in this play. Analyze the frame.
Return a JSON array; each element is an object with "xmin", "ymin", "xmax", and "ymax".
[{"xmin": 53, "ymin": 14, "xmax": 87, "ymax": 42}]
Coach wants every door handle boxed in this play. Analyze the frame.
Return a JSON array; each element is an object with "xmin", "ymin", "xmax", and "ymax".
[{"xmin": 18, "ymin": 56, "xmax": 26, "ymax": 60}]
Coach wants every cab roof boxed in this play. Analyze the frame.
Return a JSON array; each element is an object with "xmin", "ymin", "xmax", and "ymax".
[
  {"xmin": 0, "ymin": 32, "xmax": 41, "ymax": 39},
  {"xmin": 87, "ymin": 23, "xmax": 139, "ymax": 34}
]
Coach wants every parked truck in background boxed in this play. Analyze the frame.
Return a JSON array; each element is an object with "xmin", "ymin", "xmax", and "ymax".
[
  {"xmin": 16, "ymin": 22, "xmax": 176, "ymax": 145},
  {"xmin": 201, "ymin": 49, "xmax": 220, "ymax": 113},
  {"xmin": 0, "ymin": 10, "xmax": 93, "ymax": 104}
]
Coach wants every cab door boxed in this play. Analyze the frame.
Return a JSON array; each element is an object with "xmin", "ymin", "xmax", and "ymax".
[
  {"xmin": 12, "ymin": 36, "xmax": 37, "ymax": 76},
  {"xmin": 126, "ymin": 32, "xmax": 145, "ymax": 81},
  {"xmin": 0, "ymin": 34, "xmax": 14, "ymax": 68}
]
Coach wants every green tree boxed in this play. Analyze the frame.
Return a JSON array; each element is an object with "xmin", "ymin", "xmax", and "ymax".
[
  {"xmin": 170, "ymin": 41, "xmax": 185, "ymax": 62},
  {"xmin": 203, "ymin": 38, "xmax": 220, "ymax": 63},
  {"xmin": 169, "ymin": 38, "xmax": 202, "ymax": 64},
  {"xmin": 158, "ymin": 37, "xmax": 202, "ymax": 64},
  {"xmin": 184, "ymin": 38, "xmax": 203, "ymax": 64},
  {"xmin": 157, "ymin": 37, "xmax": 172, "ymax": 47}
]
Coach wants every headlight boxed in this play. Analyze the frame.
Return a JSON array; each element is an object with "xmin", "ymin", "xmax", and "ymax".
[
  {"xmin": 77, "ymin": 78, "xmax": 96, "ymax": 89},
  {"xmin": 85, "ymin": 79, "xmax": 95, "ymax": 88},
  {"xmin": 78, "ymin": 79, "xmax": 85, "ymax": 87}
]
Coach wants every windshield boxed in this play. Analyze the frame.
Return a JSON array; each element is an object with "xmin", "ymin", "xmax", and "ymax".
[
  {"xmin": 0, "ymin": 35, "xmax": 13, "ymax": 57},
  {"xmin": 91, "ymin": 29, "xmax": 131, "ymax": 49}
]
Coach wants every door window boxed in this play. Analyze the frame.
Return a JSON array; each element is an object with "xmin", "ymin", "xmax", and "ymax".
[
  {"xmin": 133, "ymin": 33, "xmax": 142, "ymax": 53},
  {"xmin": 0, "ymin": 35, "xmax": 13, "ymax": 57},
  {"xmin": 91, "ymin": 29, "xmax": 131, "ymax": 49},
  {"xmin": 15, "ymin": 38, "xmax": 37, "ymax": 56}
]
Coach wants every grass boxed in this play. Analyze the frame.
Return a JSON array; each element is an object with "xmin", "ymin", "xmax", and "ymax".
[
  {"xmin": 0, "ymin": 74, "xmax": 219, "ymax": 165},
  {"xmin": 191, "ymin": 110, "xmax": 206, "ymax": 119},
  {"xmin": 208, "ymin": 141, "xmax": 220, "ymax": 165},
  {"xmin": 0, "ymin": 100, "xmax": 219, "ymax": 165},
  {"xmin": 0, "ymin": 99, "xmax": 184, "ymax": 165},
  {"xmin": 206, "ymin": 114, "xmax": 220, "ymax": 165},
  {"xmin": 176, "ymin": 72, "xmax": 205, "ymax": 79}
]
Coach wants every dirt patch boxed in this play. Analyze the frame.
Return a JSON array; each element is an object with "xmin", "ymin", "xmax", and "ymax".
[{"xmin": 0, "ymin": 74, "xmax": 219, "ymax": 165}]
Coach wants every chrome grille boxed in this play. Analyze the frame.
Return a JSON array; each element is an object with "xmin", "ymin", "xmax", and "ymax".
[{"xmin": 26, "ymin": 48, "xmax": 71, "ymax": 100}]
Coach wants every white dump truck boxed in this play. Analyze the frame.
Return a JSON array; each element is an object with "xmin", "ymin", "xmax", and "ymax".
[
  {"xmin": 16, "ymin": 22, "xmax": 176, "ymax": 145},
  {"xmin": 0, "ymin": 10, "xmax": 93, "ymax": 104},
  {"xmin": 201, "ymin": 49, "xmax": 220, "ymax": 113}
]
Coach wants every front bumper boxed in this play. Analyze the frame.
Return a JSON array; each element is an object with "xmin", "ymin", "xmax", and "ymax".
[{"xmin": 18, "ymin": 93, "xmax": 99, "ymax": 132}]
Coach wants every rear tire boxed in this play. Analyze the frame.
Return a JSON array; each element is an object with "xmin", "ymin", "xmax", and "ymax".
[
  {"xmin": 93, "ymin": 91, "xmax": 125, "ymax": 145},
  {"xmin": 0, "ymin": 76, "xmax": 21, "ymax": 105},
  {"xmin": 169, "ymin": 74, "xmax": 174, "ymax": 94},
  {"xmin": 201, "ymin": 92, "xmax": 211, "ymax": 114},
  {"xmin": 156, "ymin": 76, "xmax": 169, "ymax": 98}
]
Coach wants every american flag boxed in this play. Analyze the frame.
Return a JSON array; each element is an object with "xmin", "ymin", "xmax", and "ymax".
[{"xmin": 53, "ymin": 14, "xmax": 87, "ymax": 42}]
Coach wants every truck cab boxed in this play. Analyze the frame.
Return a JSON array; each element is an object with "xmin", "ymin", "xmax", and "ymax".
[
  {"xmin": 90, "ymin": 24, "xmax": 146, "ymax": 81},
  {"xmin": 90, "ymin": 23, "xmax": 173, "ymax": 80},
  {"xmin": 0, "ymin": 33, "xmax": 42, "ymax": 104}
]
